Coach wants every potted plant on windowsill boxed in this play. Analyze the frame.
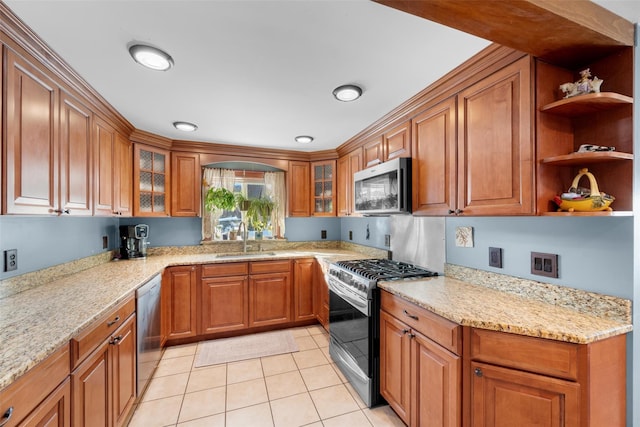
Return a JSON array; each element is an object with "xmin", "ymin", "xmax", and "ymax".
[{"xmin": 246, "ymin": 196, "xmax": 275, "ymax": 240}]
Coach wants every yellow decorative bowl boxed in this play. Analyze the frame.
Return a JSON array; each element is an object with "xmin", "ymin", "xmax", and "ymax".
[{"xmin": 554, "ymin": 168, "xmax": 614, "ymax": 212}]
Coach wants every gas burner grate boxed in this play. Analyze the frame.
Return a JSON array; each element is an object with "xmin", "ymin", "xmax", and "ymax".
[{"xmin": 335, "ymin": 259, "xmax": 438, "ymax": 281}]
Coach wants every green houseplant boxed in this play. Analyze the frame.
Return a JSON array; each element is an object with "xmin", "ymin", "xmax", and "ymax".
[
  {"xmin": 205, "ymin": 187, "xmax": 236, "ymax": 212},
  {"xmin": 246, "ymin": 196, "xmax": 275, "ymax": 239}
]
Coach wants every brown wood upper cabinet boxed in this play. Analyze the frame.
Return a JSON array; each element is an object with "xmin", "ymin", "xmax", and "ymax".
[
  {"xmin": 94, "ymin": 116, "xmax": 133, "ymax": 217},
  {"xmin": 288, "ymin": 161, "xmax": 311, "ymax": 217},
  {"xmin": 310, "ymin": 160, "xmax": 336, "ymax": 216},
  {"xmin": 384, "ymin": 121, "xmax": 411, "ymax": 161},
  {"xmin": 363, "ymin": 136, "xmax": 384, "ymax": 168},
  {"xmin": 133, "ymin": 144, "xmax": 171, "ymax": 216},
  {"xmin": 4, "ymin": 48, "xmax": 60, "ymax": 215},
  {"xmin": 412, "ymin": 55, "xmax": 534, "ymax": 216},
  {"xmin": 363, "ymin": 122, "xmax": 410, "ymax": 169},
  {"xmin": 171, "ymin": 152, "xmax": 201, "ymax": 217},
  {"xmin": 337, "ymin": 148, "xmax": 362, "ymax": 216}
]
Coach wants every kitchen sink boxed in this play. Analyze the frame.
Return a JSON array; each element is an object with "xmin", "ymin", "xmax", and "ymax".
[{"xmin": 215, "ymin": 252, "xmax": 278, "ymax": 258}]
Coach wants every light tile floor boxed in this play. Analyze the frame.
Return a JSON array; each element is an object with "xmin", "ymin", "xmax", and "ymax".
[{"xmin": 128, "ymin": 325, "xmax": 405, "ymax": 427}]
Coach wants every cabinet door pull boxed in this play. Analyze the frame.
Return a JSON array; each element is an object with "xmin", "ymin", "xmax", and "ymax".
[
  {"xmin": 110, "ymin": 335, "xmax": 123, "ymax": 345},
  {"xmin": 0, "ymin": 407, "xmax": 13, "ymax": 427},
  {"xmin": 455, "ymin": 209, "xmax": 464, "ymax": 215},
  {"xmin": 107, "ymin": 315, "xmax": 120, "ymax": 327},
  {"xmin": 474, "ymin": 368, "xmax": 483, "ymax": 377},
  {"xmin": 401, "ymin": 329, "xmax": 409, "ymax": 335},
  {"xmin": 403, "ymin": 309, "xmax": 418, "ymax": 320},
  {"xmin": 448, "ymin": 209, "xmax": 455, "ymax": 215}
]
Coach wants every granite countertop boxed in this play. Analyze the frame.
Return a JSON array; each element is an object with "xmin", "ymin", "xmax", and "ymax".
[
  {"xmin": 0, "ymin": 249, "xmax": 632, "ymax": 391},
  {"xmin": 379, "ymin": 275, "xmax": 632, "ymax": 344},
  {"xmin": 0, "ymin": 249, "xmax": 366, "ymax": 390}
]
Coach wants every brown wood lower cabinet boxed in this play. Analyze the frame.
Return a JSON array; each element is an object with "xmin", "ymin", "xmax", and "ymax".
[
  {"xmin": 468, "ymin": 328, "xmax": 627, "ymax": 427},
  {"xmin": 249, "ymin": 271, "xmax": 292, "ymax": 327},
  {"xmin": 313, "ymin": 260, "xmax": 329, "ymax": 330},
  {"xmin": 71, "ymin": 314, "xmax": 136, "ymax": 427},
  {"xmin": 0, "ymin": 346, "xmax": 70, "ymax": 427},
  {"xmin": 470, "ymin": 361, "xmax": 580, "ymax": 427},
  {"xmin": 293, "ymin": 258, "xmax": 315, "ymax": 322},
  {"xmin": 380, "ymin": 293, "xmax": 461, "ymax": 427},
  {"xmin": 163, "ymin": 265, "xmax": 198, "ymax": 340}
]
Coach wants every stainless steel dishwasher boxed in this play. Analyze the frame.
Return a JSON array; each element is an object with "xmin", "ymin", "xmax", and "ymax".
[{"xmin": 136, "ymin": 273, "xmax": 162, "ymax": 399}]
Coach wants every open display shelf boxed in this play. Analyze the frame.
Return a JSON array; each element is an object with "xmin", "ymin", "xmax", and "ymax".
[
  {"xmin": 540, "ymin": 92, "xmax": 633, "ymax": 116},
  {"xmin": 542, "ymin": 151, "xmax": 633, "ymax": 166}
]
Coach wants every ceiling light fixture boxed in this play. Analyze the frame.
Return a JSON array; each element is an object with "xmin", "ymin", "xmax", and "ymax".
[
  {"xmin": 173, "ymin": 121, "xmax": 198, "ymax": 132},
  {"xmin": 332, "ymin": 84, "xmax": 363, "ymax": 102},
  {"xmin": 295, "ymin": 135, "xmax": 314, "ymax": 144},
  {"xmin": 129, "ymin": 44, "xmax": 174, "ymax": 71}
]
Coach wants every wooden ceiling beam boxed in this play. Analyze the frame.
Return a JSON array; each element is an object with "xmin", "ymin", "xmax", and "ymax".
[{"xmin": 373, "ymin": 0, "xmax": 634, "ymax": 67}]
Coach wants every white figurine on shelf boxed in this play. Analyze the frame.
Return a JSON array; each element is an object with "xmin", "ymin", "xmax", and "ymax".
[{"xmin": 559, "ymin": 68, "xmax": 604, "ymax": 98}]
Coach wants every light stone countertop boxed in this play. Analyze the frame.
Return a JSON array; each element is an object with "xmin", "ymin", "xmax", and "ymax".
[
  {"xmin": 0, "ymin": 249, "xmax": 632, "ymax": 392},
  {"xmin": 379, "ymin": 275, "xmax": 632, "ymax": 344},
  {"xmin": 0, "ymin": 249, "xmax": 364, "ymax": 390}
]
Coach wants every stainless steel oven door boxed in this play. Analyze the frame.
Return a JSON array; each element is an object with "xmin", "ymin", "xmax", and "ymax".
[{"xmin": 328, "ymin": 288, "xmax": 373, "ymax": 406}]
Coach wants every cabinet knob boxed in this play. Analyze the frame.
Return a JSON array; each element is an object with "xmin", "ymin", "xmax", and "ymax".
[
  {"xmin": 110, "ymin": 335, "xmax": 123, "ymax": 345},
  {"xmin": 455, "ymin": 209, "xmax": 464, "ymax": 215},
  {"xmin": 474, "ymin": 367, "xmax": 483, "ymax": 377},
  {"xmin": 0, "ymin": 407, "xmax": 13, "ymax": 427},
  {"xmin": 402, "ymin": 329, "xmax": 409, "ymax": 335},
  {"xmin": 448, "ymin": 209, "xmax": 455, "ymax": 214},
  {"xmin": 52, "ymin": 208, "xmax": 70, "ymax": 215}
]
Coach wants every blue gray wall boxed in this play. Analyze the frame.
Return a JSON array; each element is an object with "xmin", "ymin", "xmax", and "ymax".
[{"xmin": 0, "ymin": 216, "xmax": 118, "ymax": 280}]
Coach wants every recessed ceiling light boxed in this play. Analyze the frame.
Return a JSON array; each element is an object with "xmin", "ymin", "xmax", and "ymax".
[
  {"xmin": 332, "ymin": 84, "xmax": 363, "ymax": 102},
  {"xmin": 173, "ymin": 121, "xmax": 198, "ymax": 132},
  {"xmin": 295, "ymin": 135, "xmax": 314, "ymax": 144},
  {"xmin": 129, "ymin": 44, "xmax": 174, "ymax": 71}
]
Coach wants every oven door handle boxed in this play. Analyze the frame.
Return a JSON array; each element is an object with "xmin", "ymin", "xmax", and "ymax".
[
  {"xmin": 327, "ymin": 276, "xmax": 369, "ymax": 312},
  {"xmin": 331, "ymin": 340, "xmax": 370, "ymax": 384}
]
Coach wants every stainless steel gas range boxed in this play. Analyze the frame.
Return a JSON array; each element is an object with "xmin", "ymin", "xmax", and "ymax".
[{"xmin": 326, "ymin": 258, "xmax": 438, "ymax": 407}]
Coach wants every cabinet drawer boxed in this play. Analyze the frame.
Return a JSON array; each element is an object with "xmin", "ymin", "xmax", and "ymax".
[
  {"xmin": 250, "ymin": 260, "xmax": 291, "ymax": 274},
  {"xmin": 70, "ymin": 295, "xmax": 135, "ymax": 369},
  {"xmin": 470, "ymin": 328, "xmax": 579, "ymax": 381},
  {"xmin": 381, "ymin": 291, "xmax": 461, "ymax": 355},
  {"xmin": 0, "ymin": 345, "xmax": 70, "ymax": 427},
  {"xmin": 202, "ymin": 262, "xmax": 248, "ymax": 278}
]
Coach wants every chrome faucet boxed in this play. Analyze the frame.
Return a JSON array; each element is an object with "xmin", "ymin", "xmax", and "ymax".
[{"xmin": 237, "ymin": 221, "xmax": 248, "ymax": 253}]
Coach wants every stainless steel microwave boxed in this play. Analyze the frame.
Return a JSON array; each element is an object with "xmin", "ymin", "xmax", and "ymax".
[{"xmin": 353, "ymin": 157, "xmax": 411, "ymax": 215}]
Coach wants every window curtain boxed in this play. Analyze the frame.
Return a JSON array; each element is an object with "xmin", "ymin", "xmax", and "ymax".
[
  {"xmin": 202, "ymin": 168, "xmax": 236, "ymax": 240},
  {"xmin": 264, "ymin": 171, "xmax": 286, "ymax": 238}
]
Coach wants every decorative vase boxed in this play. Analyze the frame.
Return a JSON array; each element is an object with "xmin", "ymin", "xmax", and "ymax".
[{"xmin": 255, "ymin": 231, "xmax": 263, "ymax": 240}]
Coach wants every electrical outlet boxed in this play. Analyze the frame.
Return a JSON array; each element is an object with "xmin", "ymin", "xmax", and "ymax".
[
  {"xmin": 531, "ymin": 252, "xmax": 558, "ymax": 278},
  {"xmin": 384, "ymin": 234, "xmax": 391, "ymax": 247},
  {"xmin": 321, "ymin": 230, "xmax": 327, "ymax": 239},
  {"xmin": 102, "ymin": 235, "xmax": 108, "ymax": 249},
  {"xmin": 489, "ymin": 247, "xmax": 502, "ymax": 268},
  {"xmin": 4, "ymin": 249, "xmax": 18, "ymax": 272},
  {"xmin": 349, "ymin": 230, "xmax": 353, "ymax": 240}
]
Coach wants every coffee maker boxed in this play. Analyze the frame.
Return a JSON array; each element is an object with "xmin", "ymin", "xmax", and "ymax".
[{"xmin": 119, "ymin": 224, "xmax": 149, "ymax": 259}]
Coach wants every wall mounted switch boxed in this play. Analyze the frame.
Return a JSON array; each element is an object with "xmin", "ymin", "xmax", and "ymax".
[
  {"xmin": 321, "ymin": 230, "xmax": 327, "ymax": 239},
  {"xmin": 384, "ymin": 234, "xmax": 391, "ymax": 247},
  {"xmin": 349, "ymin": 230, "xmax": 353, "ymax": 240},
  {"xmin": 489, "ymin": 247, "xmax": 502, "ymax": 268},
  {"xmin": 531, "ymin": 252, "xmax": 558, "ymax": 278}
]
